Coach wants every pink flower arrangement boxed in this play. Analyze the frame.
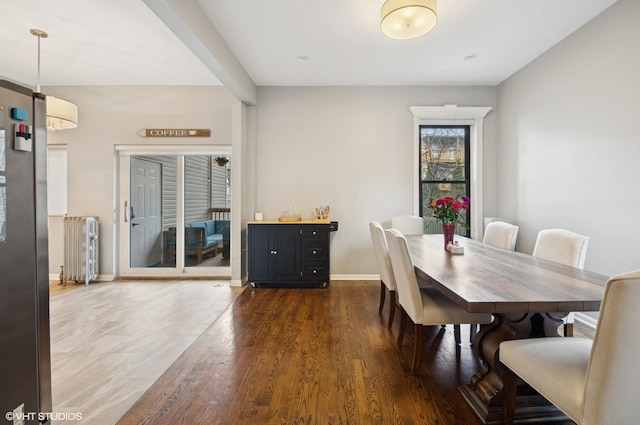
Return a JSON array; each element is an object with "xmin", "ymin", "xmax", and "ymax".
[{"xmin": 428, "ymin": 196, "xmax": 470, "ymax": 227}]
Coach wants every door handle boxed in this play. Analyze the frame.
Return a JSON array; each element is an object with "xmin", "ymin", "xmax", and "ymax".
[
  {"xmin": 132, "ymin": 222, "xmax": 140, "ymax": 227},
  {"xmin": 124, "ymin": 202, "xmax": 136, "ymax": 222}
]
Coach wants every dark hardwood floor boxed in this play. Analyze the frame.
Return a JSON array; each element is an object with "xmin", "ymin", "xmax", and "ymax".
[{"xmin": 115, "ymin": 281, "xmax": 561, "ymax": 425}]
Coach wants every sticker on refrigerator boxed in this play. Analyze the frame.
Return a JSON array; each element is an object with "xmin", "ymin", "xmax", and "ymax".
[
  {"xmin": 0, "ymin": 128, "xmax": 5, "ymax": 171},
  {"xmin": 13, "ymin": 123, "xmax": 32, "ymax": 152}
]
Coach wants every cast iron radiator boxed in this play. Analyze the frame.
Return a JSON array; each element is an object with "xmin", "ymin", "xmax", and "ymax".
[{"xmin": 63, "ymin": 216, "xmax": 99, "ymax": 285}]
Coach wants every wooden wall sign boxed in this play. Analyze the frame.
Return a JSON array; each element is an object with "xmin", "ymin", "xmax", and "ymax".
[{"xmin": 136, "ymin": 128, "xmax": 211, "ymax": 137}]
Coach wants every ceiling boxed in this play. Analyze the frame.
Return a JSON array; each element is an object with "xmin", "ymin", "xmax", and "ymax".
[{"xmin": 0, "ymin": 0, "xmax": 618, "ymax": 89}]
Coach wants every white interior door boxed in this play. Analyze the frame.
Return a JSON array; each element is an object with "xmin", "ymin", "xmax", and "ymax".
[{"xmin": 130, "ymin": 157, "xmax": 162, "ymax": 267}]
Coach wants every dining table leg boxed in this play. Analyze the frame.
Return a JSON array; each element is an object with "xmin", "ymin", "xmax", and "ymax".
[{"xmin": 458, "ymin": 312, "xmax": 570, "ymax": 424}]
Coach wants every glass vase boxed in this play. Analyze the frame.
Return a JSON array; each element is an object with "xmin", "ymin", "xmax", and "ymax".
[{"xmin": 442, "ymin": 224, "xmax": 456, "ymax": 250}]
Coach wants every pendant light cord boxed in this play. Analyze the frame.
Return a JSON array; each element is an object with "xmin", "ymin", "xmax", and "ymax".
[{"xmin": 30, "ymin": 28, "xmax": 48, "ymax": 93}]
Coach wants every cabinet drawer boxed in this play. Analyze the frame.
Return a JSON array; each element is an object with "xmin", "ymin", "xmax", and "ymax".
[
  {"xmin": 302, "ymin": 241, "xmax": 328, "ymax": 260},
  {"xmin": 301, "ymin": 262, "xmax": 328, "ymax": 280},
  {"xmin": 301, "ymin": 225, "xmax": 329, "ymax": 240}
]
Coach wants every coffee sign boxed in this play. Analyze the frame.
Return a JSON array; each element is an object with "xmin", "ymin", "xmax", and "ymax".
[{"xmin": 136, "ymin": 128, "xmax": 211, "ymax": 137}]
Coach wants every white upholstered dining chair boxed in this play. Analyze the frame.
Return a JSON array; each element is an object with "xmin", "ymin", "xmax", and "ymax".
[
  {"xmin": 500, "ymin": 270, "xmax": 640, "ymax": 425},
  {"xmin": 533, "ymin": 228, "xmax": 590, "ymax": 336},
  {"xmin": 369, "ymin": 222, "xmax": 397, "ymax": 328},
  {"xmin": 533, "ymin": 228, "xmax": 589, "ymax": 269},
  {"xmin": 482, "ymin": 221, "xmax": 519, "ymax": 251},
  {"xmin": 385, "ymin": 229, "xmax": 492, "ymax": 373},
  {"xmin": 390, "ymin": 215, "xmax": 424, "ymax": 235}
]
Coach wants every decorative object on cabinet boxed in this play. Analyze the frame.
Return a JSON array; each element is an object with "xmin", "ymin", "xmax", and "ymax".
[
  {"xmin": 279, "ymin": 202, "xmax": 301, "ymax": 222},
  {"xmin": 278, "ymin": 216, "xmax": 302, "ymax": 222},
  {"xmin": 313, "ymin": 205, "xmax": 330, "ymax": 221}
]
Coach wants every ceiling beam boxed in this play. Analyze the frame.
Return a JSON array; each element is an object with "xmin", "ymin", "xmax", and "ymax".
[{"xmin": 143, "ymin": 0, "xmax": 257, "ymax": 106}]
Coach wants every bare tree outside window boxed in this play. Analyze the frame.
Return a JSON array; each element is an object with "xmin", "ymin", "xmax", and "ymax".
[{"xmin": 419, "ymin": 126, "xmax": 470, "ymax": 236}]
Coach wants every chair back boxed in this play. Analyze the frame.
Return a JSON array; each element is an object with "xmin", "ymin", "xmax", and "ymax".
[
  {"xmin": 391, "ymin": 215, "xmax": 424, "ymax": 235},
  {"xmin": 483, "ymin": 221, "xmax": 519, "ymax": 250},
  {"xmin": 582, "ymin": 270, "xmax": 640, "ymax": 424},
  {"xmin": 368, "ymin": 222, "xmax": 396, "ymax": 291},
  {"xmin": 532, "ymin": 229, "xmax": 589, "ymax": 268},
  {"xmin": 385, "ymin": 229, "xmax": 424, "ymax": 323}
]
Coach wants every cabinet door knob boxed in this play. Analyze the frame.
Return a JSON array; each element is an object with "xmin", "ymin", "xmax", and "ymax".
[
  {"xmin": 312, "ymin": 231, "xmax": 317, "ymax": 235},
  {"xmin": 312, "ymin": 250, "xmax": 317, "ymax": 254},
  {"xmin": 312, "ymin": 270, "xmax": 317, "ymax": 274},
  {"xmin": 270, "ymin": 250, "xmax": 278, "ymax": 255}
]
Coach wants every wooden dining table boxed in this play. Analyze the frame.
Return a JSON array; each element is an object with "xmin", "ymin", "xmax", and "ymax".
[{"xmin": 405, "ymin": 234, "xmax": 607, "ymax": 425}]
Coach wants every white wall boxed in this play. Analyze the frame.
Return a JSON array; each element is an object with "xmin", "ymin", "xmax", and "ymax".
[
  {"xmin": 255, "ymin": 86, "xmax": 497, "ymax": 276},
  {"xmin": 497, "ymin": 0, "xmax": 640, "ymax": 276},
  {"xmin": 47, "ymin": 146, "xmax": 67, "ymax": 279},
  {"xmin": 45, "ymin": 85, "xmax": 236, "ymax": 277}
]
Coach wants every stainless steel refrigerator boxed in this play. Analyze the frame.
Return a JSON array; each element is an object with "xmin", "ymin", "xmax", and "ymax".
[{"xmin": 0, "ymin": 80, "xmax": 52, "ymax": 424}]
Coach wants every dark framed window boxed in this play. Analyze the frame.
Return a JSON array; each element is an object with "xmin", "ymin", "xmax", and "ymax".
[{"xmin": 419, "ymin": 125, "xmax": 471, "ymax": 236}]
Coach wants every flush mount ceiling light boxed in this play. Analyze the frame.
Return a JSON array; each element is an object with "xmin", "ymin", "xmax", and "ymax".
[
  {"xmin": 380, "ymin": 0, "xmax": 437, "ymax": 40},
  {"xmin": 31, "ymin": 28, "xmax": 78, "ymax": 131}
]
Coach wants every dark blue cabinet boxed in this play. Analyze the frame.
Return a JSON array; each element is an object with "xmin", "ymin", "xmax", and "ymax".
[{"xmin": 248, "ymin": 223, "xmax": 332, "ymax": 288}]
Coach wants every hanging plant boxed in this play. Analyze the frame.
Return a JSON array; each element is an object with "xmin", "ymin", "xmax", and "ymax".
[{"xmin": 215, "ymin": 156, "xmax": 229, "ymax": 167}]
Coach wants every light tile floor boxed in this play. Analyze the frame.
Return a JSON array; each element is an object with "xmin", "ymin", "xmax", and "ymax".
[{"xmin": 48, "ymin": 280, "xmax": 242, "ymax": 425}]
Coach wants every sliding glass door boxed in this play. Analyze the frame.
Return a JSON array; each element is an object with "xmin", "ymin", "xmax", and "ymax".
[{"xmin": 118, "ymin": 147, "xmax": 231, "ymax": 277}]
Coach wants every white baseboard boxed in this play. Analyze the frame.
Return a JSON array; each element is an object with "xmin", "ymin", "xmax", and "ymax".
[
  {"xmin": 98, "ymin": 274, "xmax": 115, "ymax": 281},
  {"xmin": 330, "ymin": 274, "xmax": 379, "ymax": 281},
  {"xmin": 230, "ymin": 278, "xmax": 246, "ymax": 287},
  {"xmin": 49, "ymin": 274, "xmax": 115, "ymax": 283},
  {"xmin": 50, "ymin": 273, "xmax": 381, "ymax": 284}
]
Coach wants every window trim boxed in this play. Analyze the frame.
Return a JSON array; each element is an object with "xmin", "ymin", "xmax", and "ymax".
[{"xmin": 410, "ymin": 105, "xmax": 491, "ymax": 241}]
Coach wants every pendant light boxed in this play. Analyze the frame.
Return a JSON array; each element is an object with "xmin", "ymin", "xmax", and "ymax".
[{"xmin": 30, "ymin": 28, "xmax": 78, "ymax": 131}]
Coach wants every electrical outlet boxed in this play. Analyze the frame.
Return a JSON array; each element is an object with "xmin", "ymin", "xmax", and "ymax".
[{"xmin": 13, "ymin": 404, "xmax": 25, "ymax": 425}]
